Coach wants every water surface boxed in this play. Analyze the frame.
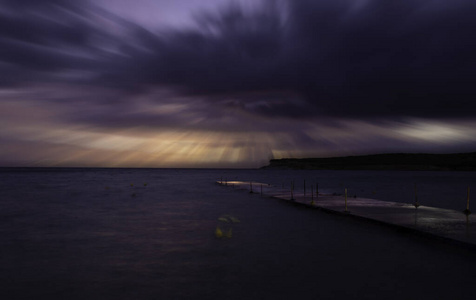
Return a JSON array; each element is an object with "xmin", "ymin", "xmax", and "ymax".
[{"xmin": 1, "ymin": 168, "xmax": 475, "ymax": 299}]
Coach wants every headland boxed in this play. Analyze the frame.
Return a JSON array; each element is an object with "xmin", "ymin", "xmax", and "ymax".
[{"xmin": 261, "ymin": 152, "xmax": 476, "ymax": 171}]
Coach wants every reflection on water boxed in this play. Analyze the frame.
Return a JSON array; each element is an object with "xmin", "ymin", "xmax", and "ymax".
[{"xmin": 1, "ymin": 168, "xmax": 476, "ymax": 299}]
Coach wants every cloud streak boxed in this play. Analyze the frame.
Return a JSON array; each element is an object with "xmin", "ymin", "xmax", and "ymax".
[
  {"xmin": 99, "ymin": 0, "xmax": 476, "ymax": 119},
  {"xmin": 3, "ymin": 0, "xmax": 476, "ymax": 117},
  {"xmin": 1, "ymin": 0, "xmax": 476, "ymax": 167}
]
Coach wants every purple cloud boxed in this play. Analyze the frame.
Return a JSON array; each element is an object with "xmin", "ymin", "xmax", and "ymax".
[{"xmin": 2, "ymin": 0, "xmax": 476, "ymax": 167}]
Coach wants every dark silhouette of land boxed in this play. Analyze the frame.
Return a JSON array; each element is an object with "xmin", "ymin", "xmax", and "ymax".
[{"xmin": 261, "ymin": 152, "xmax": 476, "ymax": 171}]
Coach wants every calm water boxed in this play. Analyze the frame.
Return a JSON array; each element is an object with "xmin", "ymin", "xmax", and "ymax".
[{"xmin": 1, "ymin": 168, "xmax": 476, "ymax": 299}]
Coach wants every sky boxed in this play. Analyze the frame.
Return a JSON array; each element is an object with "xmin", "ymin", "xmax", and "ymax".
[{"xmin": 1, "ymin": 0, "xmax": 476, "ymax": 168}]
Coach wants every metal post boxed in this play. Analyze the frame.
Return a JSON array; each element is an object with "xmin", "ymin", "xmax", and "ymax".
[
  {"xmin": 291, "ymin": 180, "xmax": 295, "ymax": 201},
  {"xmin": 316, "ymin": 183, "xmax": 319, "ymax": 200},
  {"xmin": 464, "ymin": 186, "xmax": 471, "ymax": 215},
  {"xmin": 345, "ymin": 188, "xmax": 348, "ymax": 212},
  {"xmin": 414, "ymin": 183, "xmax": 420, "ymax": 208},
  {"xmin": 468, "ymin": 186, "xmax": 470, "ymax": 210},
  {"xmin": 311, "ymin": 184, "xmax": 314, "ymax": 205}
]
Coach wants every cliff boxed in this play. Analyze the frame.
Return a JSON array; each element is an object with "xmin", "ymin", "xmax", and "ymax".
[{"xmin": 261, "ymin": 152, "xmax": 476, "ymax": 171}]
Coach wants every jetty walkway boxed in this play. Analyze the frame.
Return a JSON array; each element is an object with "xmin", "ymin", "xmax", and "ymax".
[{"xmin": 217, "ymin": 180, "xmax": 476, "ymax": 248}]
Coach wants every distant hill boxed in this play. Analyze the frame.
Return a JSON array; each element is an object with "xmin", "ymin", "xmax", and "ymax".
[{"xmin": 261, "ymin": 152, "xmax": 476, "ymax": 171}]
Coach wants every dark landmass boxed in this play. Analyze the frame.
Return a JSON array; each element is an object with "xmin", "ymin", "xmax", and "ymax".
[{"xmin": 261, "ymin": 152, "xmax": 476, "ymax": 171}]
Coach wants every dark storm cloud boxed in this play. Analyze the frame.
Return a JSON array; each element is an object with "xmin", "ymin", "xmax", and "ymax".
[
  {"xmin": 110, "ymin": 2, "xmax": 290, "ymax": 94},
  {"xmin": 108, "ymin": 0, "xmax": 476, "ymax": 119},
  {"xmin": 288, "ymin": 0, "xmax": 476, "ymax": 118},
  {"xmin": 2, "ymin": 0, "xmax": 476, "ymax": 120},
  {"xmin": 0, "ymin": 0, "xmax": 115, "ymax": 87}
]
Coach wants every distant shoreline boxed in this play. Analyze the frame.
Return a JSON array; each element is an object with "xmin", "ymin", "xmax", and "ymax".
[{"xmin": 260, "ymin": 152, "xmax": 476, "ymax": 171}]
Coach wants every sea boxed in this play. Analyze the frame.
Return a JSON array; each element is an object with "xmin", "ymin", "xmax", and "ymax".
[{"xmin": 1, "ymin": 167, "xmax": 476, "ymax": 299}]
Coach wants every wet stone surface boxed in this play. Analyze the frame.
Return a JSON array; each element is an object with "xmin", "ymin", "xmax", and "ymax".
[{"xmin": 219, "ymin": 181, "xmax": 476, "ymax": 247}]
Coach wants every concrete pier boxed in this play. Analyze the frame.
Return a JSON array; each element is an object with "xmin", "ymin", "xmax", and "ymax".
[{"xmin": 217, "ymin": 180, "xmax": 476, "ymax": 247}]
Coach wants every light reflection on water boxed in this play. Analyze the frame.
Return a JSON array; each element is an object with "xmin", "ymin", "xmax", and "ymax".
[{"xmin": 1, "ymin": 168, "xmax": 476, "ymax": 299}]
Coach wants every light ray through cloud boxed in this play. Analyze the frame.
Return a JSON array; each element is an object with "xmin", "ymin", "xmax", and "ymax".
[{"xmin": 1, "ymin": 0, "xmax": 476, "ymax": 167}]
